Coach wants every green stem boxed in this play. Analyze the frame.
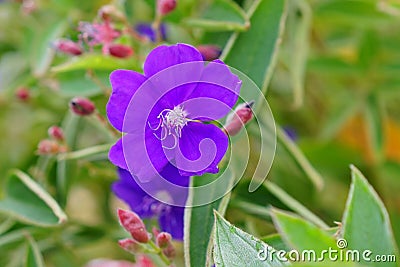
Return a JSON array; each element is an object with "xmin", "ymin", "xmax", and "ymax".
[{"xmin": 148, "ymin": 240, "xmax": 171, "ymax": 266}]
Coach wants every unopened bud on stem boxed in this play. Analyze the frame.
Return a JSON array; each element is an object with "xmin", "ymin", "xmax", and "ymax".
[
  {"xmin": 118, "ymin": 209, "xmax": 149, "ymax": 243},
  {"xmin": 156, "ymin": 232, "xmax": 172, "ymax": 248},
  {"xmin": 197, "ymin": 45, "xmax": 222, "ymax": 61},
  {"xmin": 157, "ymin": 0, "xmax": 177, "ymax": 16},
  {"xmin": 108, "ymin": 44, "xmax": 134, "ymax": 58},
  {"xmin": 118, "ymin": 238, "xmax": 140, "ymax": 254},
  {"xmin": 48, "ymin": 126, "xmax": 64, "ymax": 141},
  {"xmin": 53, "ymin": 39, "xmax": 83, "ymax": 56},
  {"xmin": 224, "ymin": 101, "xmax": 254, "ymax": 136},
  {"xmin": 69, "ymin": 97, "xmax": 96, "ymax": 116}
]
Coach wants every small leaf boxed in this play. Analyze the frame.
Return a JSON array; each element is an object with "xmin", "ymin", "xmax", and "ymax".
[
  {"xmin": 222, "ymin": 0, "xmax": 287, "ymax": 93},
  {"xmin": 0, "ymin": 170, "xmax": 67, "ymax": 227},
  {"xmin": 51, "ymin": 54, "xmax": 139, "ymax": 73},
  {"xmin": 184, "ymin": 0, "xmax": 249, "ymax": 31},
  {"xmin": 364, "ymin": 93, "xmax": 385, "ymax": 164},
  {"xmin": 271, "ymin": 209, "xmax": 337, "ymax": 254},
  {"xmin": 342, "ymin": 165, "xmax": 399, "ymax": 266},
  {"xmin": 264, "ymin": 182, "xmax": 328, "ymax": 229},
  {"xmin": 25, "ymin": 236, "xmax": 45, "ymax": 267},
  {"xmin": 213, "ymin": 211, "xmax": 290, "ymax": 267},
  {"xmin": 276, "ymin": 125, "xmax": 324, "ymax": 190}
]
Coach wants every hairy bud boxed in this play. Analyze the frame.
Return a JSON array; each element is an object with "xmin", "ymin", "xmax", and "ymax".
[
  {"xmin": 224, "ymin": 101, "xmax": 254, "ymax": 136},
  {"xmin": 118, "ymin": 209, "xmax": 149, "ymax": 243},
  {"xmin": 69, "ymin": 97, "xmax": 96, "ymax": 116},
  {"xmin": 37, "ymin": 139, "xmax": 60, "ymax": 155},
  {"xmin": 108, "ymin": 44, "xmax": 134, "ymax": 58},
  {"xmin": 157, "ymin": 0, "xmax": 177, "ymax": 16},
  {"xmin": 156, "ymin": 232, "xmax": 172, "ymax": 248},
  {"xmin": 48, "ymin": 126, "xmax": 64, "ymax": 141},
  {"xmin": 53, "ymin": 39, "xmax": 83, "ymax": 56}
]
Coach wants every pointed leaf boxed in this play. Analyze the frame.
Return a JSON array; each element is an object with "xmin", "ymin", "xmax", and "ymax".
[
  {"xmin": 184, "ymin": 0, "xmax": 250, "ymax": 31},
  {"xmin": 25, "ymin": 236, "xmax": 45, "ymax": 267},
  {"xmin": 0, "ymin": 170, "xmax": 67, "ymax": 227},
  {"xmin": 213, "ymin": 211, "xmax": 289, "ymax": 267},
  {"xmin": 342, "ymin": 165, "xmax": 399, "ymax": 266},
  {"xmin": 271, "ymin": 209, "xmax": 337, "ymax": 254}
]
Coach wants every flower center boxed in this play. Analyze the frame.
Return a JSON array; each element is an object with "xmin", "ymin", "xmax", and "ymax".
[{"xmin": 149, "ymin": 106, "xmax": 190, "ymax": 149}]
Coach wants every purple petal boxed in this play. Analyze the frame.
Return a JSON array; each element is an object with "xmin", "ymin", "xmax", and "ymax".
[
  {"xmin": 135, "ymin": 23, "xmax": 167, "ymax": 42},
  {"xmin": 109, "ymin": 139, "xmax": 128, "ymax": 170},
  {"xmin": 122, "ymin": 131, "xmax": 169, "ymax": 182},
  {"xmin": 159, "ymin": 207, "xmax": 185, "ymax": 240},
  {"xmin": 184, "ymin": 60, "xmax": 241, "ymax": 121},
  {"xmin": 143, "ymin": 43, "xmax": 203, "ymax": 77},
  {"xmin": 174, "ymin": 122, "xmax": 228, "ymax": 177},
  {"xmin": 112, "ymin": 168, "xmax": 154, "ymax": 217},
  {"xmin": 107, "ymin": 70, "xmax": 147, "ymax": 131}
]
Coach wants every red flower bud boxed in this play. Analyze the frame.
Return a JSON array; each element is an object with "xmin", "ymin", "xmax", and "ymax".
[
  {"xmin": 156, "ymin": 232, "xmax": 172, "ymax": 248},
  {"xmin": 48, "ymin": 126, "xmax": 64, "ymax": 141},
  {"xmin": 118, "ymin": 209, "xmax": 149, "ymax": 243},
  {"xmin": 108, "ymin": 44, "xmax": 134, "ymax": 58},
  {"xmin": 15, "ymin": 87, "xmax": 30, "ymax": 101},
  {"xmin": 197, "ymin": 45, "xmax": 222, "ymax": 61},
  {"xmin": 157, "ymin": 0, "xmax": 177, "ymax": 16},
  {"xmin": 224, "ymin": 101, "xmax": 254, "ymax": 136},
  {"xmin": 118, "ymin": 238, "xmax": 140, "ymax": 254},
  {"xmin": 69, "ymin": 97, "xmax": 96, "ymax": 116},
  {"xmin": 37, "ymin": 139, "xmax": 60, "ymax": 155},
  {"xmin": 53, "ymin": 39, "xmax": 83, "ymax": 56}
]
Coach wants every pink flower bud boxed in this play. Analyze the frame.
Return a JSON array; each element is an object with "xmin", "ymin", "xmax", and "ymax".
[
  {"xmin": 108, "ymin": 44, "xmax": 134, "ymax": 58},
  {"xmin": 69, "ymin": 97, "xmax": 96, "ymax": 116},
  {"xmin": 157, "ymin": 0, "xmax": 177, "ymax": 16},
  {"xmin": 53, "ymin": 39, "xmax": 83, "ymax": 56},
  {"xmin": 48, "ymin": 126, "xmax": 64, "ymax": 141},
  {"xmin": 118, "ymin": 238, "xmax": 140, "ymax": 254},
  {"xmin": 118, "ymin": 209, "xmax": 149, "ymax": 243},
  {"xmin": 15, "ymin": 87, "xmax": 30, "ymax": 101},
  {"xmin": 156, "ymin": 232, "xmax": 172, "ymax": 248},
  {"xmin": 162, "ymin": 244, "xmax": 176, "ymax": 260},
  {"xmin": 197, "ymin": 45, "xmax": 222, "ymax": 61},
  {"xmin": 37, "ymin": 139, "xmax": 60, "ymax": 155},
  {"xmin": 85, "ymin": 259, "xmax": 136, "ymax": 267},
  {"xmin": 224, "ymin": 101, "xmax": 254, "ymax": 136}
]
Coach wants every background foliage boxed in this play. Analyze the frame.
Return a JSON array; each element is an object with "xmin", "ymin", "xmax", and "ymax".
[{"xmin": 1, "ymin": 0, "xmax": 400, "ymax": 266}]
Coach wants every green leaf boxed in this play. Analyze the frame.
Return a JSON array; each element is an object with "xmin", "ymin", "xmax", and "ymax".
[
  {"xmin": 51, "ymin": 54, "xmax": 139, "ymax": 73},
  {"xmin": 184, "ymin": 0, "xmax": 250, "ymax": 31},
  {"xmin": 25, "ymin": 236, "xmax": 45, "ymax": 267},
  {"xmin": 0, "ymin": 170, "xmax": 67, "ymax": 227},
  {"xmin": 276, "ymin": 125, "xmax": 324, "ymax": 190},
  {"xmin": 222, "ymin": 0, "xmax": 287, "ymax": 93},
  {"xmin": 264, "ymin": 182, "xmax": 328, "ymax": 229},
  {"xmin": 213, "ymin": 211, "xmax": 290, "ymax": 267},
  {"xmin": 271, "ymin": 209, "xmax": 337, "ymax": 254},
  {"xmin": 342, "ymin": 165, "xmax": 399, "ymax": 266},
  {"xmin": 184, "ymin": 168, "xmax": 235, "ymax": 267},
  {"xmin": 364, "ymin": 93, "xmax": 385, "ymax": 164}
]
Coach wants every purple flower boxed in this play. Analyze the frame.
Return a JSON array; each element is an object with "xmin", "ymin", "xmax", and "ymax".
[
  {"xmin": 112, "ymin": 164, "xmax": 188, "ymax": 240},
  {"xmin": 107, "ymin": 43, "xmax": 241, "ymax": 182},
  {"xmin": 135, "ymin": 23, "xmax": 167, "ymax": 42}
]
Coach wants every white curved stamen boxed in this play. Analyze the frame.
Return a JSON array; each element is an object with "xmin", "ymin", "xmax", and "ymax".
[{"xmin": 149, "ymin": 105, "xmax": 190, "ymax": 149}]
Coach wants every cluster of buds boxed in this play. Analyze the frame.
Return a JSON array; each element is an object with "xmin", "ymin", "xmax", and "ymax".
[
  {"xmin": 117, "ymin": 209, "xmax": 176, "ymax": 265},
  {"xmin": 37, "ymin": 125, "xmax": 67, "ymax": 155},
  {"xmin": 224, "ymin": 101, "xmax": 255, "ymax": 136},
  {"xmin": 54, "ymin": 5, "xmax": 133, "ymax": 58}
]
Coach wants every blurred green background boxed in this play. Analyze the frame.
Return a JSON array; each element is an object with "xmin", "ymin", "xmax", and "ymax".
[{"xmin": 1, "ymin": 0, "xmax": 400, "ymax": 266}]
